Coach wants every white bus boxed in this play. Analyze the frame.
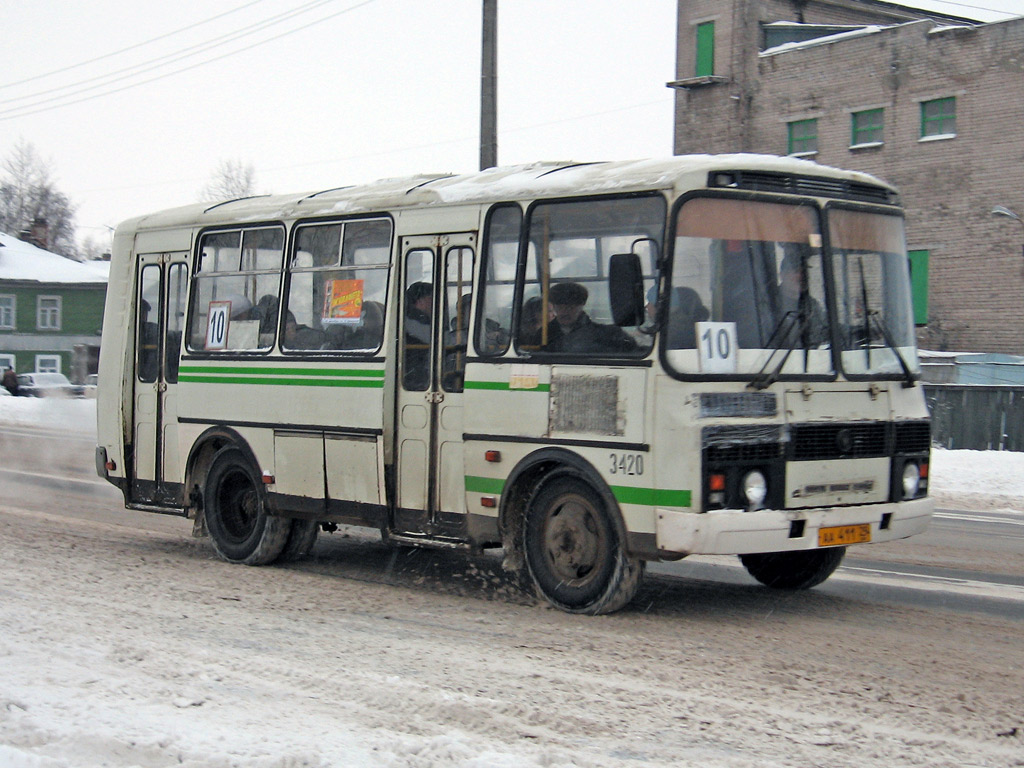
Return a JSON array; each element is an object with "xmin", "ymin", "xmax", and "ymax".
[{"xmin": 96, "ymin": 155, "xmax": 933, "ymax": 614}]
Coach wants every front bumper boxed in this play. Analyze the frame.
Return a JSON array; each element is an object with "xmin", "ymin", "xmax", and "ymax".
[{"xmin": 655, "ymin": 496, "xmax": 934, "ymax": 557}]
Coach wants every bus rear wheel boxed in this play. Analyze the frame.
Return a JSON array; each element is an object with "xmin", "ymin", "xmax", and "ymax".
[
  {"xmin": 523, "ymin": 473, "xmax": 643, "ymax": 615},
  {"xmin": 204, "ymin": 446, "xmax": 290, "ymax": 565},
  {"xmin": 739, "ymin": 547, "xmax": 846, "ymax": 590}
]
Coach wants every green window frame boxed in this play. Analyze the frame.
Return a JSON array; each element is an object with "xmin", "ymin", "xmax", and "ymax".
[
  {"xmin": 851, "ymin": 108, "xmax": 884, "ymax": 146},
  {"xmin": 921, "ymin": 97, "xmax": 956, "ymax": 139},
  {"xmin": 908, "ymin": 249, "xmax": 929, "ymax": 325},
  {"xmin": 787, "ymin": 119, "xmax": 818, "ymax": 155},
  {"xmin": 696, "ymin": 21, "xmax": 715, "ymax": 77}
]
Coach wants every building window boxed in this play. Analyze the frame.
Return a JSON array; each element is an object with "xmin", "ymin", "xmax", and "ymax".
[
  {"xmin": 851, "ymin": 108, "xmax": 884, "ymax": 146},
  {"xmin": 0, "ymin": 353, "xmax": 15, "ymax": 371},
  {"xmin": 0, "ymin": 295, "xmax": 14, "ymax": 329},
  {"xmin": 35, "ymin": 355, "xmax": 60, "ymax": 373},
  {"xmin": 908, "ymin": 250, "xmax": 929, "ymax": 325},
  {"xmin": 787, "ymin": 119, "xmax": 818, "ymax": 155},
  {"xmin": 696, "ymin": 21, "xmax": 715, "ymax": 77},
  {"xmin": 921, "ymin": 97, "xmax": 956, "ymax": 139},
  {"xmin": 37, "ymin": 295, "xmax": 61, "ymax": 330}
]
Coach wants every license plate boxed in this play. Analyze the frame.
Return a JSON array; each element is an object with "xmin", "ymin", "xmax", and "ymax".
[{"xmin": 818, "ymin": 524, "xmax": 871, "ymax": 547}]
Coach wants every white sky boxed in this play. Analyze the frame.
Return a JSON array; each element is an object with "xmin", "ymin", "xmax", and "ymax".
[{"xmin": 0, "ymin": 0, "xmax": 1020, "ymax": 250}]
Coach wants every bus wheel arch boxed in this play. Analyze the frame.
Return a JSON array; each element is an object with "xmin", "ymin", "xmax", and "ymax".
[
  {"xmin": 183, "ymin": 427, "xmax": 254, "ymax": 526},
  {"xmin": 184, "ymin": 428, "xmax": 289, "ymax": 565},
  {"xmin": 499, "ymin": 449, "xmax": 643, "ymax": 614}
]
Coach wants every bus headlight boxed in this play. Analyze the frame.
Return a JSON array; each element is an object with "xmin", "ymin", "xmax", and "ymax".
[
  {"xmin": 902, "ymin": 461, "xmax": 921, "ymax": 499},
  {"xmin": 742, "ymin": 470, "xmax": 768, "ymax": 509}
]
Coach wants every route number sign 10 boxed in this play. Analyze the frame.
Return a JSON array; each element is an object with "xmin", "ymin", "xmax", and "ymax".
[
  {"xmin": 205, "ymin": 301, "xmax": 231, "ymax": 350},
  {"xmin": 696, "ymin": 321, "xmax": 738, "ymax": 373}
]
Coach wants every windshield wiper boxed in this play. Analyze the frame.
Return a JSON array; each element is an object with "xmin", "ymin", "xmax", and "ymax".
[
  {"xmin": 856, "ymin": 258, "xmax": 916, "ymax": 387},
  {"xmin": 867, "ymin": 310, "xmax": 917, "ymax": 387},
  {"xmin": 748, "ymin": 310, "xmax": 800, "ymax": 390}
]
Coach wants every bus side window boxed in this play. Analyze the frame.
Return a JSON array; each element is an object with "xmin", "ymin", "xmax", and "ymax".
[
  {"xmin": 287, "ymin": 219, "xmax": 391, "ymax": 354},
  {"xmin": 165, "ymin": 263, "xmax": 187, "ymax": 382},
  {"xmin": 441, "ymin": 246, "xmax": 474, "ymax": 392},
  {"xmin": 477, "ymin": 204, "xmax": 521, "ymax": 356},
  {"xmin": 138, "ymin": 264, "xmax": 161, "ymax": 383},
  {"xmin": 185, "ymin": 228, "xmax": 284, "ymax": 353}
]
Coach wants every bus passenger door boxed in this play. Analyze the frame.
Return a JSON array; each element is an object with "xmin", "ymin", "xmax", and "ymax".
[
  {"xmin": 131, "ymin": 254, "xmax": 188, "ymax": 506},
  {"xmin": 394, "ymin": 234, "xmax": 475, "ymax": 538}
]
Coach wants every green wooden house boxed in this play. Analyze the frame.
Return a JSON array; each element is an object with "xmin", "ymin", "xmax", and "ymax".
[{"xmin": 0, "ymin": 232, "xmax": 108, "ymax": 383}]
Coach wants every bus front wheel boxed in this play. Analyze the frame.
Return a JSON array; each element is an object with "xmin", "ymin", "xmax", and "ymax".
[
  {"xmin": 204, "ymin": 446, "xmax": 290, "ymax": 565},
  {"xmin": 739, "ymin": 547, "xmax": 846, "ymax": 590},
  {"xmin": 523, "ymin": 473, "xmax": 643, "ymax": 615}
]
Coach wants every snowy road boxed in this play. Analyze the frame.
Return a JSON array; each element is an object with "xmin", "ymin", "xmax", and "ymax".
[{"xmin": 1, "ymin": 403, "xmax": 1023, "ymax": 766}]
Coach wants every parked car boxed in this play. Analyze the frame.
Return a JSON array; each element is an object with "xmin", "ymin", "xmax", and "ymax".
[
  {"xmin": 16, "ymin": 372, "xmax": 85, "ymax": 398},
  {"xmin": 83, "ymin": 373, "xmax": 99, "ymax": 398}
]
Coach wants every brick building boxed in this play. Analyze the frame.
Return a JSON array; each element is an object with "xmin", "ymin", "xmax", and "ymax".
[{"xmin": 671, "ymin": 0, "xmax": 1024, "ymax": 352}]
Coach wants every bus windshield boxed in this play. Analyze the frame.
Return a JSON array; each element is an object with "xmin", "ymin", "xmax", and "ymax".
[
  {"xmin": 666, "ymin": 196, "xmax": 832, "ymax": 378},
  {"xmin": 828, "ymin": 207, "xmax": 919, "ymax": 378}
]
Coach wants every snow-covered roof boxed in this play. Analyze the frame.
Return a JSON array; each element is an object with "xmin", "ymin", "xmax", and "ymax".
[
  {"xmin": 0, "ymin": 232, "xmax": 108, "ymax": 284},
  {"xmin": 120, "ymin": 155, "xmax": 895, "ymax": 233},
  {"xmin": 761, "ymin": 25, "xmax": 889, "ymax": 56}
]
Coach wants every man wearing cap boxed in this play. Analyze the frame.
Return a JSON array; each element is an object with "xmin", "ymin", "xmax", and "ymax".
[{"xmin": 544, "ymin": 282, "xmax": 636, "ymax": 354}]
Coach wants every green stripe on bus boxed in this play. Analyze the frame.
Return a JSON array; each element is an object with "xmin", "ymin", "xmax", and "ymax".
[
  {"xmin": 178, "ymin": 365, "xmax": 383, "ymax": 378},
  {"xmin": 464, "ymin": 475, "xmax": 506, "ymax": 494},
  {"xmin": 611, "ymin": 485, "xmax": 692, "ymax": 508},
  {"xmin": 463, "ymin": 381, "xmax": 551, "ymax": 392},
  {"xmin": 177, "ymin": 374, "xmax": 384, "ymax": 388},
  {"xmin": 464, "ymin": 476, "xmax": 690, "ymax": 509}
]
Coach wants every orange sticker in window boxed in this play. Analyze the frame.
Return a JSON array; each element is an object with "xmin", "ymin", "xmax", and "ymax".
[{"xmin": 323, "ymin": 279, "xmax": 363, "ymax": 324}]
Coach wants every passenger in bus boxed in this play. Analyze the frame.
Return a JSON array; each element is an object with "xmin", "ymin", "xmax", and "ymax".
[
  {"xmin": 666, "ymin": 286, "xmax": 710, "ymax": 349},
  {"xmin": 224, "ymin": 294, "xmax": 253, "ymax": 320},
  {"xmin": 283, "ymin": 311, "xmax": 325, "ymax": 349},
  {"xmin": 776, "ymin": 249, "xmax": 827, "ymax": 346},
  {"xmin": 405, "ymin": 282, "xmax": 432, "ymax": 343},
  {"xmin": 517, "ymin": 295, "xmax": 547, "ymax": 348},
  {"xmin": 404, "ymin": 282, "xmax": 433, "ymax": 388},
  {"xmin": 543, "ymin": 282, "xmax": 637, "ymax": 354},
  {"xmin": 346, "ymin": 300, "xmax": 385, "ymax": 350},
  {"xmin": 254, "ymin": 294, "xmax": 280, "ymax": 346},
  {"xmin": 442, "ymin": 293, "xmax": 473, "ymax": 390}
]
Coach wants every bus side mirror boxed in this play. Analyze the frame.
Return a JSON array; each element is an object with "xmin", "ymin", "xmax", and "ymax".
[{"xmin": 608, "ymin": 253, "xmax": 645, "ymax": 326}]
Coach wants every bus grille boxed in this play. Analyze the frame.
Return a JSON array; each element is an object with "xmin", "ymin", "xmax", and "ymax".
[
  {"xmin": 703, "ymin": 425, "xmax": 784, "ymax": 463},
  {"xmin": 895, "ymin": 421, "xmax": 932, "ymax": 453},
  {"xmin": 790, "ymin": 423, "xmax": 888, "ymax": 460}
]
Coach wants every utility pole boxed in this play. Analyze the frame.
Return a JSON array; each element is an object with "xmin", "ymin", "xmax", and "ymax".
[{"xmin": 480, "ymin": 0, "xmax": 497, "ymax": 170}]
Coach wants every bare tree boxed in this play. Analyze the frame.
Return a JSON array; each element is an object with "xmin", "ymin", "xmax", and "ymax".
[
  {"xmin": 79, "ymin": 234, "xmax": 109, "ymax": 261},
  {"xmin": 200, "ymin": 159, "xmax": 258, "ymax": 202},
  {"xmin": 0, "ymin": 140, "xmax": 78, "ymax": 258}
]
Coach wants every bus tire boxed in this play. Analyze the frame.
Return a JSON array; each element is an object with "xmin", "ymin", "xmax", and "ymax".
[
  {"xmin": 204, "ymin": 446, "xmax": 290, "ymax": 565},
  {"xmin": 739, "ymin": 547, "xmax": 846, "ymax": 590},
  {"xmin": 523, "ymin": 472, "xmax": 643, "ymax": 615},
  {"xmin": 279, "ymin": 519, "xmax": 319, "ymax": 562}
]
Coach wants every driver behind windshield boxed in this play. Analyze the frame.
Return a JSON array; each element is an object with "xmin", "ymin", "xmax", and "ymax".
[{"xmin": 775, "ymin": 246, "xmax": 827, "ymax": 347}]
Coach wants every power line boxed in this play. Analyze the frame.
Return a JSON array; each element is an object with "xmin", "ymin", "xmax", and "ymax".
[
  {"xmin": 903, "ymin": 0, "xmax": 1022, "ymax": 18},
  {"xmin": 0, "ymin": 0, "xmax": 271, "ymax": 92},
  {"xmin": 0, "ymin": 0, "xmax": 349, "ymax": 115}
]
